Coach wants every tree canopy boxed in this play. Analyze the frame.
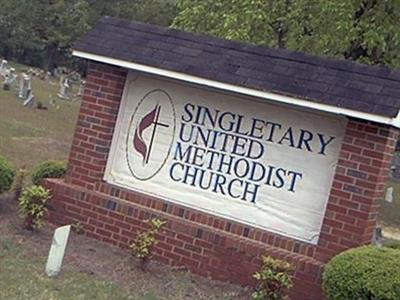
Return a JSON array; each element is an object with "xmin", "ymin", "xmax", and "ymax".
[
  {"xmin": 0, "ymin": 0, "xmax": 177, "ymax": 69},
  {"xmin": 0, "ymin": 0, "xmax": 398, "ymax": 70},
  {"xmin": 0, "ymin": 0, "xmax": 90, "ymax": 68},
  {"xmin": 173, "ymin": 0, "xmax": 400, "ymax": 68}
]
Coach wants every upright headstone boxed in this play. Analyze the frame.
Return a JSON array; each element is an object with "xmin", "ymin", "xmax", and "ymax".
[
  {"xmin": 18, "ymin": 73, "xmax": 31, "ymax": 99},
  {"xmin": 27, "ymin": 75, "xmax": 32, "ymax": 91},
  {"xmin": 3, "ymin": 69, "xmax": 17, "ymax": 91},
  {"xmin": 53, "ymin": 67, "xmax": 60, "ymax": 78},
  {"xmin": 77, "ymin": 80, "xmax": 85, "ymax": 97},
  {"xmin": 45, "ymin": 225, "xmax": 71, "ymax": 277},
  {"xmin": 0, "ymin": 59, "xmax": 8, "ymax": 77},
  {"xmin": 23, "ymin": 92, "xmax": 36, "ymax": 108},
  {"xmin": 45, "ymin": 71, "xmax": 51, "ymax": 83},
  {"xmin": 2, "ymin": 74, "xmax": 11, "ymax": 90},
  {"xmin": 58, "ymin": 77, "xmax": 71, "ymax": 100},
  {"xmin": 385, "ymin": 186, "xmax": 394, "ymax": 203}
]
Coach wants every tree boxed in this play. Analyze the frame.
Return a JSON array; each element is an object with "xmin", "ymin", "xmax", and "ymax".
[
  {"xmin": 0, "ymin": 0, "xmax": 178, "ymax": 69},
  {"xmin": 0, "ymin": 0, "xmax": 90, "ymax": 69},
  {"xmin": 87, "ymin": 0, "xmax": 177, "ymax": 27},
  {"xmin": 30, "ymin": 0, "xmax": 91, "ymax": 70},
  {"xmin": 0, "ymin": 0, "xmax": 35, "ymax": 59},
  {"xmin": 172, "ymin": 0, "xmax": 400, "ymax": 68}
]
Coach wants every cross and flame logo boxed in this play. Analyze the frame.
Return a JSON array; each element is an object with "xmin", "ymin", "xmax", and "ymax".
[
  {"xmin": 133, "ymin": 104, "xmax": 169, "ymax": 165},
  {"xmin": 126, "ymin": 89, "xmax": 175, "ymax": 181}
]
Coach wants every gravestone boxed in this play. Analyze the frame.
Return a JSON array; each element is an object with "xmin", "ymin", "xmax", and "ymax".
[
  {"xmin": 3, "ymin": 69, "xmax": 17, "ymax": 91},
  {"xmin": 23, "ymin": 92, "xmax": 36, "ymax": 108},
  {"xmin": 0, "ymin": 59, "xmax": 8, "ymax": 77},
  {"xmin": 45, "ymin": 71, "xmax": 51, "ymax": 82},
  {"xmin": 53, "ymin": 67, "xmax": 61, "ymax": 78},
  {"xmin": 57, "ymin": 77, "xmax": 71, "ymax": 99},
  {"xmin": 18, "ymin": 73, "xmax": 31, "ymax": 99},
  {"xmin": 77, "ymin": 80, "xmax": 85, "ymax": 97},
  {"xmin": 385, "ymin": 186, "xmax": 394, "ymax": 203},
  {"xmin": 45, "ymin": 225, "xmax": 71, "ymax": 277}
]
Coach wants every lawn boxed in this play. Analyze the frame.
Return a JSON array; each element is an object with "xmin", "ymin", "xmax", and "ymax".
[
  {"xmin": 0, "ymin": 197, "xmax": 249, "ymax": 300},
  {"xmin": 0, "ymin": 236, "xmax": 146, "ymax": 300},
  {"xmin": 0, "ymin": 61, "xmax": 80, "ymax": 170}
]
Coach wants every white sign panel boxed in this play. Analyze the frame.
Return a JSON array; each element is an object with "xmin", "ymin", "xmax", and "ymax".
[{"xmin": 105, "ymin": 74, "xmax": 347, "ymax": 244}]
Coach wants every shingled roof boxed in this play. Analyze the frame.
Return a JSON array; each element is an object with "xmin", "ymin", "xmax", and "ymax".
[{"xmin": 74, "ymin": 16, "xmax": 400, "ymax": 123}]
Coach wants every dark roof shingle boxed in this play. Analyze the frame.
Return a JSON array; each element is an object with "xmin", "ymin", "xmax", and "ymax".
[{"xmin": 74, "ymin": 16, "xmax": 400, "ymax": 118}]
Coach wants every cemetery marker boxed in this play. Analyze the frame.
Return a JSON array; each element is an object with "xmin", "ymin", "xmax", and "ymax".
[
  {"xmin": 385, "ymin": 186, "xmax": 394, "ymax": 203},
  {"xmin": 45, "ymin": 225, "xmax": 71, "ymax": 277}
]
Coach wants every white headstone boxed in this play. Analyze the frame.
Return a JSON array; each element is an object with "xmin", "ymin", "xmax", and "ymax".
[
  {"xmin": 45, "ymin": 225, "xmax": 71, "ymax": 277},
  {"xmin": 53, "ymin": 67, "xmax": 60, "ymax": 78},
  {"xmin": 27, "ymin": 75, "xmax": 32, "ymax": 90},
  {"xmin": 18, "ymin": 73, "xmax": 31, "ymax": 99},
  {"xmin": 45, "ymin": 71, "xmax": 51, "ymax": 82},
  {"xmin": 385, "ymin": 186, "xmax": 394, "ymax": 203},
  {"xmin": 23, "ymin": 93, "xmax": 36, "ymax": 108},
  {"xmin": 0, "ymin": 59, "xmax": 8, "ymax": 77},
  {"xmin": 77, "ymin": 80, "xmax": 85, "ymax": 96},
  {"xmin": 3, "ymin": 71, "xmax": 17, "ymax": 90},
  {"xmin": 58, "ymin": 77, "xmax": 71, "ymax": 99}
]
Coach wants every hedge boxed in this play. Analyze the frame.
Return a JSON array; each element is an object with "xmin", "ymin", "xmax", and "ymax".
[
  {"xmin": 31, "ymin": 160, "xmax": 67, "ymax": 185},
  {"xmin": 0, "ymin": 155, "xmax": 15, "ymax": 194},
  {"xmin": 323, "ymin": 246, "xmax": 400, "ymax": 300}
]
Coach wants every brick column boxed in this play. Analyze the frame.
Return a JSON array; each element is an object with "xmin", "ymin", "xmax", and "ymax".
[
  {"xmin": 316, "ymin": 119, "xmax": 399, "ymax": 261},
  {"xmin": 66, "ymin": 62, "xmax": 127, "ymax": 190}
]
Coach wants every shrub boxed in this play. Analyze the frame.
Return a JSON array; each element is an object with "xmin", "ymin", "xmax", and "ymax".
[
  {"xmin": 0, "ymin": 155, "xmax": 15, "ymax": 194},
  {"xmin": 323, "ymin": 246, "xmax": 400, "ymax": 300},
  {"xmin": 252, "ymin": 256, "xmax": 294, "ymax": 300},
  {"xmin": 31, "ymin": 160, "xmax": 67, "ymax": 185},
  {"xmin": 130, "ymin": 218, "xmax": 167, "ymax": 271},
  {"xmin": 12, "ymin": 167, "xmax": 28, "ymax": 201},
  {"xmin": 19, "ymin": 185, "xmax": 51, "ymax": 230}
]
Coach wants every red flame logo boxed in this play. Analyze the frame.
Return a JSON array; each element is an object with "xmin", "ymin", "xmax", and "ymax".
[{"xmin": 133, "ymin": 104, "xmax": 169, "ymax": 165}]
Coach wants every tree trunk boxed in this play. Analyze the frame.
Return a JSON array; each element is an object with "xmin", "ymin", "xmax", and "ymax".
[{"xmin": 43, "ymin": 43, "xmax": 58, "ymax": 71}]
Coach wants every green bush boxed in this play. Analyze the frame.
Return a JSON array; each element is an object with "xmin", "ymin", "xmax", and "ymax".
[
  {"xmin": 131, "ymin": 218, "xmax": 167, "ymax": 271},
  {"xmin": 31, "ymin": 160, "xmax": 67, "ymax": 185},
  {"xmin": 252, "ymin": 256, "xmax": 294, "ymax": 300},
  {"xmin": 19, "ymin": 185, "xmax": 51, "ymax": 230},
  {"xmin": 323, "ymin": 246, "xmax": 400, "ymax": 300},
  {"xmin": 0, "ymin": 155, "xmax": 15, "ymax": 194}
]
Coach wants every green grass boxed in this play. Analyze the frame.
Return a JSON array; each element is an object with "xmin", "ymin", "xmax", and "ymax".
[
  {"xmin": 0, "ymin": 236, "xmax": 156, "ymax": 300},
  {"xmin": 0, "ymin": 61, "xmax": 80, "ymax": 169}
]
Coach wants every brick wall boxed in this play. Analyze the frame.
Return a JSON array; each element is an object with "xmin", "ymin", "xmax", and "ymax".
[
  {"xmin": 66, "ymin": 62, "xmax": 127, "ymax": 189},
  {"xmin": 315, "ymin": 121, "xmax": 398, "ymax": 262},
  {"xmin": 44, "ymin": 61, "xmax": 399, "ymax": 300}
]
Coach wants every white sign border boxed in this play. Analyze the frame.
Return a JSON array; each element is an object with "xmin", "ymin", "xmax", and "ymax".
[{"xmin": 104, "ymin": 71, "xmax": 345, "ymax": 245}]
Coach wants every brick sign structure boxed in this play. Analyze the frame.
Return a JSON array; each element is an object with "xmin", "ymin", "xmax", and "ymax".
[{"xmin": 44, "ymin": 17, "xmax": 400, "ymax": 299}]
